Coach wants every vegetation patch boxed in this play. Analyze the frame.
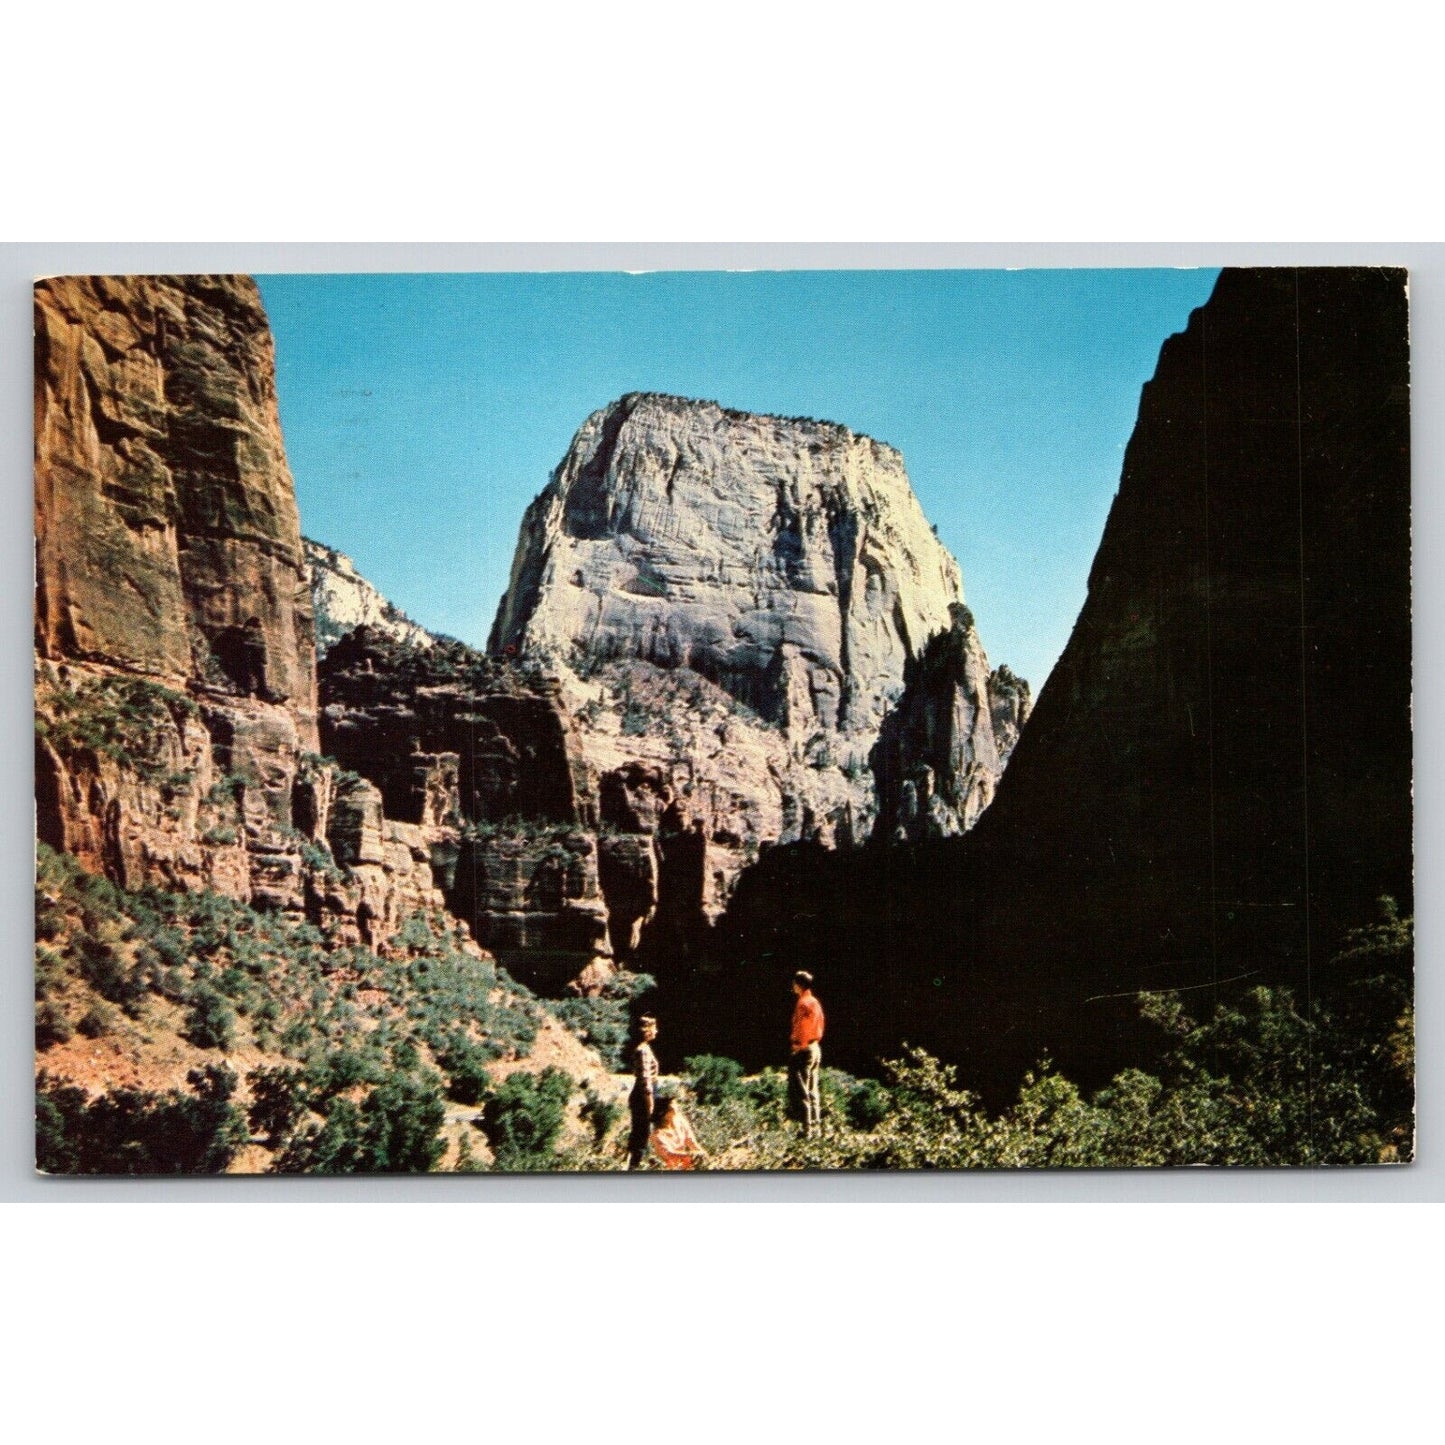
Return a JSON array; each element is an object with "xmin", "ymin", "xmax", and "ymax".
[{"xmin": 36, "ymin": 671, "xmax": 199, "ymax": 784}]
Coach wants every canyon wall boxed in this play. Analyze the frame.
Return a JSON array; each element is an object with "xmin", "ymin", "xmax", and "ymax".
[
  {"xmin": 672, "ymin": 268, "xmax": 1413, "ymax": 1099},
  {"xmin": 305, "ymin": 537, "xmax": 435, "ymax": 657},
  {"xmin": 34, "ymin": 276, "xmax": 447, "ymax": 947}
]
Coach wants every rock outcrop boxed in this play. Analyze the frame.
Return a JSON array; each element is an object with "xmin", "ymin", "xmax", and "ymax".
[
  {"xmin": 669, "ymin": 268, "xmax": 1413, "ymax": 1102},
  {"xmin": 871, "ymin": 603, "xmax": 1032, "ymax": 842},
  {"xmin": 33, "ymin": 276, "xmax": 451, "ymax": 949},
  {"xmin": 315, "ymin": 627, "xmax": 611, "ymax": 983},
  {"xmin": 305, "ymin": 537, "xmax": 434, "ymax": 657}
]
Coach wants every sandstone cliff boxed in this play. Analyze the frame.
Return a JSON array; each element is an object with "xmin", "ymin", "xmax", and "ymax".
[
  {"xmin": 36, "ymin": 275, "xmax": 316, "ymax": 722},
  {"xmin": 34, "ymin": 276, "xmax": 447, "ymax": 946},
  {"xmin": 670, "ymin": 268, "xmax": 1413, "ymax": 1101},
  {"xmin": 305, "ymin": 537, "xmax": 434, "ymax": 657},
  {"xmin": 486, "ymin": 393, "xmax": 1026, "ymax": 954}
]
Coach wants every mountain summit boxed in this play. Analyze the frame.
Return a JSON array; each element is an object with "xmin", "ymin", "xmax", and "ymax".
[{"xmin": 491, "ymin": 393, "xmax": 967, "ymax": 734}]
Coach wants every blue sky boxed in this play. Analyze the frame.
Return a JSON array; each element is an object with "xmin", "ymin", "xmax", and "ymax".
[{"xmin": 257, "ymin": 269, "xmax": 1220, "ymax": 693}]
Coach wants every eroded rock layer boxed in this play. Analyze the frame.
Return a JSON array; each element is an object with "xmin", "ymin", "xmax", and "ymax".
[{"xmin": 871, "ymin": 603, "xmax": 1033, "ymax": 842}]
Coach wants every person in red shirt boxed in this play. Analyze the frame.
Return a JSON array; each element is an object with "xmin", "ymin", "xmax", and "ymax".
[{"xmin": 788, "ymin": 970, "xmax": 825, "ymax": 1137}]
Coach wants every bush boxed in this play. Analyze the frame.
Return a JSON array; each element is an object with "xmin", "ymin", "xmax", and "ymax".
[
  {"xmin": 437, "ymin": 1034, "xmax": 498, "ymax": 1105},
  {"xmin": 846, "ymin": 1077, "xmax": 892, "ymax": 1130},
  {"xmin": 742, "ymin": 1068, "xmax": 788, "ymax": 1125},
  {"xmin": 183, "ymin": 986, "xmax": 236, "ymax": 1050},
  {"xmin": 580, "ymin": 1086, "xmax": 620, "ymax": 1147},
  {"xmin": 481, "ymin": 1068, "xmax": 574, "ymax": 1169},
  {"xmin": 273, "ymin": 1067, "xmax": 447, "ymax": 1173},
  {"xmin": 306, "ymin": 1047, "xmax": 384, "ymax": 1099},
  {"xmin": 73, "ymin": 933, "xmax": 148, "ymax": 1016},
  {"xmin": 35, "ymin": 1001, "xmax": 72, "ymax": 1050},
  {"xmin": 360, "ymin": 1070, "xmax": 448, "ymax": 1172},
  {"xmin": 36, "ymin": 1065, "xmax": 248, "ymax": 1175},
  {"xmin": 246, "ymin": 1065, "xmax": 310, "ymax": 1147},
  {"xmin": 34, "ymin": 946, "xmax": 65, "ymax": 1000},
  {"xmin": 684, "ymin": 1054, "xmax": 746, "ymax": 1105},
  {"xmin": 77, "ymin": 1004, "xmax": 115, "ymax": 1039},
  {"xmin": 550, "ymin": 971, "xmax": 654, "ymax": 1070}
]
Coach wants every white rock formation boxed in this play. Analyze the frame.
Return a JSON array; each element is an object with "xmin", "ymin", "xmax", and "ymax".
[
  {"xmin": 305, "ymin": 538, "xmax": 434, "ymax": 657},
  {"xmin": 490, "ymin": 394, "xmax": 1027, "ymax": 866},
  {"xmin": 490, "ymin": 393, "xmax": 966, "ymax": 741}
]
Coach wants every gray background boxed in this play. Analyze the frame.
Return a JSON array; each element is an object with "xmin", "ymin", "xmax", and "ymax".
[{"xmin": 4, "ymin": 241, "xmax": 1437, "ymax": 1201}]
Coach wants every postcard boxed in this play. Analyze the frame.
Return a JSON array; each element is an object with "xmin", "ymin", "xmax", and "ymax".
[{"xmin": 33, "ymin": 267, "xmax": 1412, "ymax": 1172}]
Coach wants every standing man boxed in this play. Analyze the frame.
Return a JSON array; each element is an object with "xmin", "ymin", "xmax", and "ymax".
[
  {"xmin": 627, "ymin": 1014, "xmax": 660, "ymax": 1170},
  {"xmin": 788, "ymin": 971, "xmax": 825, "ymax": 1137}
]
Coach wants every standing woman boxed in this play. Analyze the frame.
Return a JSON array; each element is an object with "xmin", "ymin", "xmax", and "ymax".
[{"xmin": 627, "ymin": 1014, "xmax": 660, "ymax": 1170}]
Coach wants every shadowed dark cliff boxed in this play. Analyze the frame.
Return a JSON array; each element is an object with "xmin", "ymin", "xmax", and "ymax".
[{"xmin": 661, "ymin": 267, "xmax": 1412, "ymax": 1101}]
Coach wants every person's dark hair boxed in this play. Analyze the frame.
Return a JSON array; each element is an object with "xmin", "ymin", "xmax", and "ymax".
[
  {"xmin": 793, "ymin": 970, "xmax": 813, "ymax": 989},
  {"xmin": 652, "ymin": 1088, "xmax": 676, "ymax": 1127}
]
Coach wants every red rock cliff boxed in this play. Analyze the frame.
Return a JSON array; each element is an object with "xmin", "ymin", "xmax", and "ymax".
[{"xmin": 35, "ymin": 274, "xmax": 317, "ymax": 737}]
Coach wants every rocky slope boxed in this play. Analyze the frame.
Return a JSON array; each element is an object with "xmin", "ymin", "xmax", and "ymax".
[
  {"xmin": 35, "ymin": 276, "xmax": 449, "ymax": 946},
  {"xmin": 305, "ymin": 537, "xmax": 434, "ymax": 656},
  {"xmin": 670, "ymin": 268, "xmax": 1413, "ymax": 1101}
]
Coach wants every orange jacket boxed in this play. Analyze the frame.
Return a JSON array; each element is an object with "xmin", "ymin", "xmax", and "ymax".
[{"xmin": 791, "ymin": 991, "xmax": 825, "ymax": 1050}]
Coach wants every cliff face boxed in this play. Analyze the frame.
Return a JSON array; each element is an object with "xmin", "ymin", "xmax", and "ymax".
[
  {"xmin": 490, "ymin": 392, "xmax": 967, "ymax": 740},
  {"xmin": 485, "ymin": 393, "xmax": 1026, "ymax": 952},
  {"xmin": 672, "ymin": 268, "xmax": 1413, "ymax": 1099},
  {"xmin": 871, "ymin": 603, "xmax": 1032, "ymax": 841},
  {"xmin": 36, "ymin": 275, "xmax": 316, "ymax": 726},
  {"xmin": 33, "ymin": 276, "xmax": 446, "ymax": 945},
  {"xmin": 305, "ymin": 538, "xmax": 434, "ymax": 657},
  {"xmin": 315, "ymin": 629, "xmax": 611, "ymax": 981}
]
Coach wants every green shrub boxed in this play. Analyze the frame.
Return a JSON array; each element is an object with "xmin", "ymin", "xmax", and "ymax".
[
  {"xmin": 742, "ymin": 1068, "xmax": 788, "ymax": 1125},
  {"xmin": 183, "ymin": 986, "xmax": 235, "ymax": 1050},
  {"xmin": 35, "ymin": 1001, "xmax": 72, "ymax": 1049},
  {"xmin": 481, "ymin": 1068, "xmax": 574, "ymax": 1169},
  {"xmin": 305, "ymin": 1047, "xmax": 383, "ymax": 1099},
  {"xmin": 359, "ymin": 1070, "xmax": 447, "ymax": 1172},
  {"xmin": 77, "ymin": 1003, "xmax": 115, "ymax": 1039},
  {"xmin": 73, "ymin": 933, "xmax": 148, "ymax": 1016},
  {"xmin": 846, "ymin": 1077, "xmax": 892, "ymax": 1130},
  {"xmin": 36, "ymin": 1065, "xmax": 248, "ymax": 1175},
  {"xmin": 437, "ymin": 1034, "xmax": 498, "ymax": 1105},
  {"xmin": 580, "ymin": 1086, "xmax": 620, "ymax": 1147},
  {"xmin": 550, "ymin": 971, "xmax": 654, "ymax": 1070},
  {"xmin": 34, "ymin": 946, "xmax": 65, "ymax": 1000},
  {"xmin": 246, "ymin": 1065, "xmax": 310, "ymax": 1147},
  {"xmin": 684, "ymin": 1054, "xmax": 746, "ymax": 1105},
  {"xmin": 274, "ymin": 1068, "xmax": 446, "ymax": 1173}
]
